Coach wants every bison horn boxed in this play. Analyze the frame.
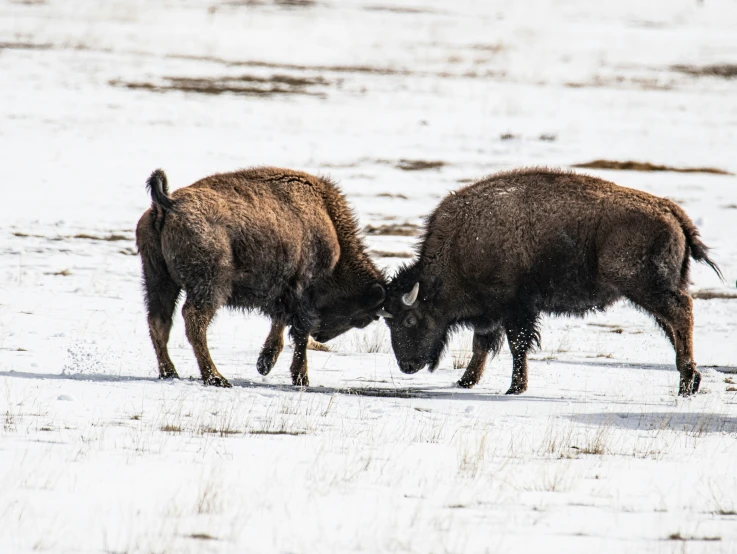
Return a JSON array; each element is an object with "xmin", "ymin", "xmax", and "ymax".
[
  {"xmin": 377, "ymin": 309, "xmax": 393, "ymax": 319},
  {"xmin": 402, "ymin": 282, "xmax": 420, "ymax": 306}
]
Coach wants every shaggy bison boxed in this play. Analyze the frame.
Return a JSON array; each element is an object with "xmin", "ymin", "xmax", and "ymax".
[
  {"xmin": 382, "ymin": 168, "xmax": 721, "ymax": 396},
  {"xmin": 136, "ymin": 167, "xmax": 386, "ymax": 387}
]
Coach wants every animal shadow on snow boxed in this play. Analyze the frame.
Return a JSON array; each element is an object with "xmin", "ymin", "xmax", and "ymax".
[
  {"xmin": 230, "ymin": 378, "xmax": 578, "ymax": 404},
  {"xmin": 0, "ymin": 369, "xmax": 573, "ymax": 403}
]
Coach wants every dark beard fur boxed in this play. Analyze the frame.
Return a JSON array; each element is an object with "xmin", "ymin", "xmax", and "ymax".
[{"xmin": 426, "ymin": 325, "xmax": 452, "ymax": 372}]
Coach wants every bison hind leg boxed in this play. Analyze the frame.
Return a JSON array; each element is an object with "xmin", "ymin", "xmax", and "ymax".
[
  {"xmin": 628, "ymin": 288, "xmax": 698, "ymax": 397},
  {"xmin": 182, "ymin": 298, "xmax": 232, "ymax": 388},
  {"xmin": 141, "ymin": 247, "xmax": 181, "ymax": 380}
]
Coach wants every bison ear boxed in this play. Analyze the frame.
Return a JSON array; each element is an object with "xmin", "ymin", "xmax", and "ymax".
[{"xmin": 363, "ymin": 283, "xmax": 386, "ymax": 309}]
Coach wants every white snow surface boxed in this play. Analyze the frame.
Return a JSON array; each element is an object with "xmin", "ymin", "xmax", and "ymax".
[{"xmin": 1, "ymin": 0, "xmax": 737, "ymax": 552}]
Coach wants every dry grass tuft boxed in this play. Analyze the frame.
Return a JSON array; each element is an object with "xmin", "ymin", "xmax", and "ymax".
[
  {"xmin": 160, "ymin": 424, "xmax": 183, "ymax": 433},
  {"xmin": 350, "ymin": 325, "xmax": 390, "ymax": 354},
  {"xmin": 452, "ymin": 350, "xmax": 472, "ymax": 370}
]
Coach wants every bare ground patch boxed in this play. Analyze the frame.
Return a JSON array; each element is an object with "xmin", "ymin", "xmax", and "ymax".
[
  {"xmin": 110, "ymin": 73, "xmax": 329, "ymax": 97},
  {"xmin": 395, "ymin": 159, "xmax": 446, "ymax": 171},
  {"xmin": 364, "ymin": 222, "xmax": 421, "ymax": 236},
  {"xmin": 672, "ymin": 64, "xmax": 737, "ymax": 78},
  {"xmin": 364, "ymin": 5, "xmax": 440, "ymax": 14},
  {"xmin": 572, "ymin": 159, "xmax": 732, "ymax": 175},
  {"xmin": 214, "ymin": 0, "xmax": 315, "ymax": 9},
  {"xmin": 0, "ymin": 41, "xmax": 53, "ymax": 50},
  {"xmin": 370, "ymin": 249, "xmax": 414, "ymax": 259},
  {"xmin": 691, "ymin": 289, "xmax": 737, "ymax": 300},
  {"xmin": 12, "ymin": 231, "xmax": 132, "ymax": 242}
]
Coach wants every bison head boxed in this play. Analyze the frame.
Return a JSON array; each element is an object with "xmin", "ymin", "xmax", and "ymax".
[
  {"xmin": 382, "ymin": 275, "xmax": 449, "ymax": 374},
  {"xmin": 311, "ymin": 283, "xmax": 386, "ymax": 343}
]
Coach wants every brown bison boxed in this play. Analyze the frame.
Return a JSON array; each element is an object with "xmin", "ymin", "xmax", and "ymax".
[
  {"xmin": 136, "ymin": 167, "xmax": 386, "ymax": 387},
  {"xmin": 381, "ymin": 168, "xmax": 721, "ymax": 397}
]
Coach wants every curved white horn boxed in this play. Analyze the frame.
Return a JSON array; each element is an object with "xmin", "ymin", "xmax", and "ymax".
[
  {"xmin": 402, "ymin": 282, "xmax": 420, "ymax": 306},
  {"xmin": 377, "ymin": 309, "xmax": 393, "ymax": 319}
]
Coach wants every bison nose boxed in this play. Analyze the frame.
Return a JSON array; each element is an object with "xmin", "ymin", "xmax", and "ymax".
[{"xmin": 399, "ymin": 360, "xmax": 424, "ymax": 374}]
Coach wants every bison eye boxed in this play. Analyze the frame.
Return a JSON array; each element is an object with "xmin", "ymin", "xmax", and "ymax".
[{"xmin": 404, "ymin": 315, "xmax": 418, "ymax": 328}]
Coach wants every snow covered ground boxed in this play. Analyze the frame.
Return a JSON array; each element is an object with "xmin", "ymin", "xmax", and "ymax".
[{"xmin": 1, "ymin": 0, "xmax": 736, "ymax": 552}]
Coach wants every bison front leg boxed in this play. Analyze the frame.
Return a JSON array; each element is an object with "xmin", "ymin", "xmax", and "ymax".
[
  {"xmin": 289, "ymin": 330, "xmax": 310, "ymax": 387},
  {"xmin": 257, "ymin": 320, "xmax": 285, "ymax": 376},
  {"xmin": 504, "ymin": 319, "xmax": 539, "ymax": 395},
  {"xmin": 182, "ymin": 300, "xmax": 232, "ymax": 388},
  {"xmin": 458, "ymin": 328, "xmax": 504, "ymax": 388}
]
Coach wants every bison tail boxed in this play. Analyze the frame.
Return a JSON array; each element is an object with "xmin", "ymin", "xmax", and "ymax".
[
  {"xmin": 146, "ymin": 169, "xmax": 174, "ymax": 211},
  {"xmin": 669, "ymin": 203, "xmax": 723, "ymax": 283}
]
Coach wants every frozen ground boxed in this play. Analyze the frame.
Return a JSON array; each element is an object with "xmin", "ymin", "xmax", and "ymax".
[{"xmin": 1, "ymin": 0, "xmax": 737, "ymax": 552}]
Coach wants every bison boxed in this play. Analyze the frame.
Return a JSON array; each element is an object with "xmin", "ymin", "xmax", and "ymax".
[
  {"xmin": 381, "ymin": 168, "xmax": 722, "ymax": 397},
  {"xmin": 136, "ymin": 167, "xmax": 386, "ymax": 387}
]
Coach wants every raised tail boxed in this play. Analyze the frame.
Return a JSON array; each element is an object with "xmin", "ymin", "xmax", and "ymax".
[
  {"xmin": 146, "ymin": 169, "xmax": 174, "ymax": 211},
  {"xmin": 668, "ymin": 202, "xmax": 723, "ymax": 282}
]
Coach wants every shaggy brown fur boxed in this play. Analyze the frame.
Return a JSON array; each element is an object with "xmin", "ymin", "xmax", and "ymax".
[
  {"xmin": 136, "ymin": 167, "xmax": 385, "ymax": 387},
  {"xmin": 382, "ymin": 168, "xmax": 722, "ymax": 397}
]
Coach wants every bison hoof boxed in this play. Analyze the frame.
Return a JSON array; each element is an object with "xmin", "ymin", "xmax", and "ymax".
[
  {"xmin": 204, "ymin": 374, "xmax": 232, "ymax": 388},
  {"xmin": 257, "ymin": 352, "xmax": 277, "ymax": 376},
  {"xmin": 692, "ymin": 371, "xmax": 702, "ymax": 394},
  {"xmin": 159, "ymin": 370, "xmax": 180, "ymax": 380},
  {"xmin": 456, "ymin": 378, "xmax": 477, "ymax": 389},
  {"xmin": 678, "ymin": 370, "xmax": 701, "ymax": 397},
  {"xmin": 292, "ymin": 375, "xmax": 309, "ymax": 387},
  {"xmin": 505, "ymin": 384, "xmax": 527, "ymax": 395}
]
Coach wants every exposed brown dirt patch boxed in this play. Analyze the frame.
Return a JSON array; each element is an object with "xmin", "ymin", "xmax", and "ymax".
[
  {"xmin": 395, "ymin": 159, "xmax": 446, "ymax": 171},
  {"xmin": 572, "ymin": 160, "xmax": 732, "ymax": 175},
  {"xmin": 370, "ymin": 250, "xmax": 414, "ymax": 259},
  {"xmin": 111, "ymin": 73, "xmax": 329, "ymax": 97},
  {"xmin": 672, "ymin": 64, "xmax": 737, "ymax": 78},
  {"xmin": 364, "ymin": 5, "xmax": 438, "ymax": 14},
  {"xmin": 0, "ymin": 41, "xmax": 53, "ymax": 50},
  {"xmin": 691, "ymin": 290, "xmax": 737, "ymax": 300}
]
